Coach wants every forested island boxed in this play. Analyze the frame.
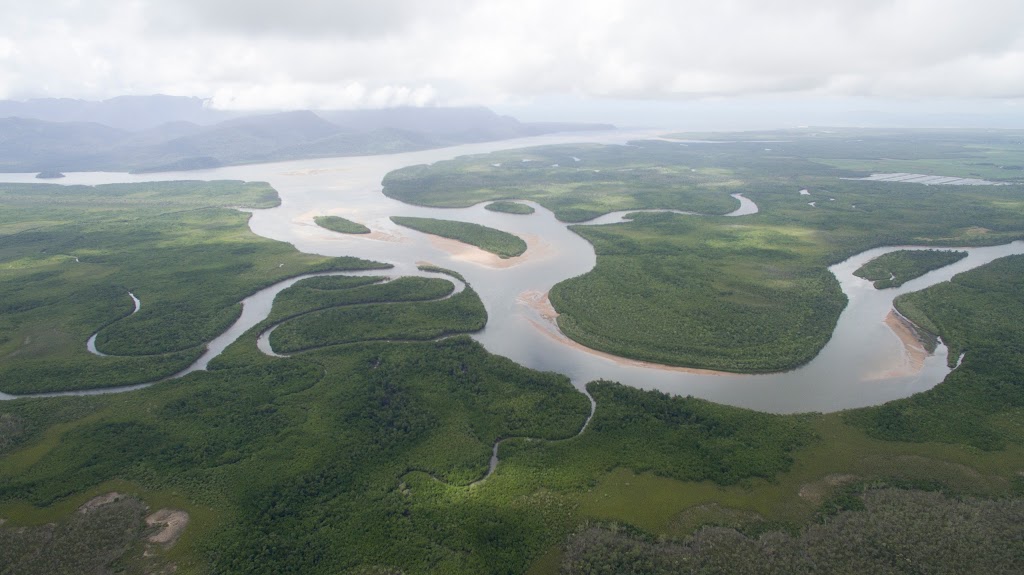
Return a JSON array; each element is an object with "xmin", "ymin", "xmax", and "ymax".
[
  {"xmin": 314, "ymin": 214, "xmax": 372, "ymax": 234},
  {"xmin": 390, "ymin": 216, "xmax": 528, "ymax": 258},
  {"xmin": 854, "ymin": 249, "xmax": 968, "ymax": 288},
  {"xmin": 485, "ymin": 200, "xmax": 535, "ymax": 215}
]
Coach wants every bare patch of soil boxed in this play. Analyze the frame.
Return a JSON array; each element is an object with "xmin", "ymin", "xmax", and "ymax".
[
  {"xmin": 145, "ymin": 509, "xmax": 189, "ymax": 547},
  {"xmin": 78, "ymin": 492, "xmax": 124, "ymax": 513},
  {"xmin": 428, "ymin": 233, "xmax": 552, "ymax": 269}
]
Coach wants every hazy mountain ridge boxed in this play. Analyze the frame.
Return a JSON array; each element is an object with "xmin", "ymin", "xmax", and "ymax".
[{"xmin": 0, "ymin": 96, "xmax": 613, "ymax": 173}]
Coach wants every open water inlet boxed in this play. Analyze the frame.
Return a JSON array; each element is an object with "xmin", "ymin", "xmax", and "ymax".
[{"xmin": 2, "ymin": 131, "xmax": 1022, "ymax": 413}]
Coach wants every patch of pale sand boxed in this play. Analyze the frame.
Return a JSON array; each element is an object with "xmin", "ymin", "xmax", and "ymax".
[
  {"xmin": 364, "ymin": 230, "xmax": 406, "ymax": 242},
  {"xmin": 78, "ymin": 492, "xmax": 123, "ymax": 513},
  {"xmin": 293, "ymin": 208, "xmax": 405, "ymax": 243},
  {"xmin": 146, "ymin": 509, "xmax": 190, "ymax": 547},
  {"xmin": 428, "ymin": 233, "xmax": 552, "ymax": 269},
  {"xmin": 516, "ymin": 290, "xmax": 559, "ymax": 321},
  {"xmin": 520, "ymin": 292, "xmax": 732, "ymax": 376},
  {"xmin": 866, "ymin": 310, "xmax": 930, "ymax": 380}
]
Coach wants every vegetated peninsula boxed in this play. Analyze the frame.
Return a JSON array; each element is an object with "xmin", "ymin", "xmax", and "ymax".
[
  {"xmin": 382, "ymin": 142, "xmax": 740, "ymax": 222},
  {"xmin": 384, "ymin": 131, "xmax": 1024, "ymax": 372},
  {"xmin": 853, "ymin": 249, "xmax": 968, "ymax": 288},
  {"xmin": 485, "ymin": 200, "xmax": 535, "ymax": 215},
  {"xmin": 0, "ymin": 180, "xmax": 386, "ymax": 394},
  {"xmin": 314, "ymin": 214, "xmax": 371, "ymax": 234},
  {"xmin": 390, "ymin": 216, "xmax": 527, "ymax": 258}
]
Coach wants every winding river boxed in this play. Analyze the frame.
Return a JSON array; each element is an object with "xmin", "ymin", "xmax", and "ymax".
[{"xmin": 2, "ymin": 130, "xmax": 1022, "ymax": 413}]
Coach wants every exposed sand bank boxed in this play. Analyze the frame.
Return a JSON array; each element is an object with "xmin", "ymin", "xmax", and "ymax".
[
  {"xmin": 428, "ymin": 232, "xmax": 552, "ymax": 269},
  {"xmin": 516, "ymin": 290, "xmax": 559, "ymax": 321},
  {"xmin": 866, "ymin": 309, "xmax": 930, "ymax": 379}
]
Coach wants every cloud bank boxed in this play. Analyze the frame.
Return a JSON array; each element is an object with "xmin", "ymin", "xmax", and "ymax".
[{"xmin": 1, "ymin": 0, "xmax": 1022, "ymax": 109}]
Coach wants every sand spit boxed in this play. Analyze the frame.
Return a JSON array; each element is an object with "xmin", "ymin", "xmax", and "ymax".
[
  {"xmin": 866, "ymin": 309, "xmax": 931, "ymax": 379},
  {"xmin": 516, "ymin": 290, "xmax": 559, "ymax": 321},
  {"xmin": 428, "ymin": 233, "xmax": 551, "ymax": 269}
]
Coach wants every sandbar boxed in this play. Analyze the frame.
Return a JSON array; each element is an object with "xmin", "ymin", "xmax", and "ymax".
[
  {"xmin": 866, "ymin": 309, "xmax": 930, "ymax": 379},
  {"xmin": 428, "ymin": 232, "xmax": 551, "ymax": 269}
]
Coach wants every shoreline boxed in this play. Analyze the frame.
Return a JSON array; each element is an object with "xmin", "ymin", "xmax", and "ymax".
[
  {"xmin": 865, "ymin": 309, "xmax": 930, "ymax": 379},
  {"xmin": 518, "ymin": 290, "xmax": 731, "ymax": 376},
  {"xmin": 296, "ymin": 208, "xmax": 405, "ymax": 242},
  {"xmin": 428, "ymin": 232, "xmax": 551, "ymax": 269}
]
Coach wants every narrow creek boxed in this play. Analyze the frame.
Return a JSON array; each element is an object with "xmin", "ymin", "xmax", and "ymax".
[{"xmin": 1, "ymin": 131, "xmax": 1021, "ymax": 415}]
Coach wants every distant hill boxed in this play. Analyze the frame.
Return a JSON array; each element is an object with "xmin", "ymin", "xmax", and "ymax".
[
  {"xmin": 0, "ymin": 95, "xmax": 236, "ymax": 131},
  {"xmin": 0, "ymin": 96, "xmax": 613, "ymax": 173}
]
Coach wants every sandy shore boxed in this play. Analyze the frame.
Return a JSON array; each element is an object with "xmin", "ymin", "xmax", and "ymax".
[
  {"xmin": 428, "ymin": 232, "xmax": 552, "ymax": 269},
  {"xmin": 516, "ymin": 290, "xmax": 559, "ymax": 321},
  {"xmin": 518, "ymin": 290, "xmax": 732, "ymax": 376},
  {"xmin": 866, "ymin": 309, "xmax": 930, "ymax": 379}
]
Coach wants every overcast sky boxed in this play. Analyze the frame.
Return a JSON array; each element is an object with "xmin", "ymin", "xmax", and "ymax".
[{"xmin": 2, "ymin": 0, "xmax": 1024, "ymax": 126}]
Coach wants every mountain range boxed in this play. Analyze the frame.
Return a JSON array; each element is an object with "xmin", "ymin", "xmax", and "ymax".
[{"xmin": 0, "ymin": 96, "xmax": 613, "ymax": 173}]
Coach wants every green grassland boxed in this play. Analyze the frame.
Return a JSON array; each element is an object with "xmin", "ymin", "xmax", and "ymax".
[
  {"xmin": 314, "ymin": 214, "xmax": 371, "ymax": 234},
  {"xmin": 485, "ymin": 200, "xmax": 536, "ymax": 215},
  {"xmin": 0, "ymin": 181, "xmax": 385, "ymax": 394},
  {"xmin": 854, "ymin": 249, "xmax": 968, "ymax": 289},
  {"xmin": 391, "ymin": 216, "xmax": 528, "ymax": 258}
]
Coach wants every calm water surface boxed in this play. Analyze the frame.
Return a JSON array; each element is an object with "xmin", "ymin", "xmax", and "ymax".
[{"xmin": 2, "ymin": 131, "xmax": 1022, "ymax": 412}]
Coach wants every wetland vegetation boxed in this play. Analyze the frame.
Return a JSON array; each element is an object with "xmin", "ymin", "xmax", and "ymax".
[
  {"xmin": 314, "ymin": 214, "xmax": 371, "ymax": 234},
  {"xmin": 387, "ymin": 131, "xmax": 1024, "ymax": 371},
  {"xmin": 854, "ymin": 249, "xmax": 968, "ymax": 288},
  {"xmin": 2, "ymin": 129, "xmax": 1024, "ymax": 574},
  {"xmin": 390, "ymin": 216, "xmax": 528, "ymax": 258},
  {"xmin": 0, "ymin": 180, "xmax": 384, "ymax": 394},
  {"xmin": 485, "ymin": 200, "xmax": 535, "ymax": 215}
]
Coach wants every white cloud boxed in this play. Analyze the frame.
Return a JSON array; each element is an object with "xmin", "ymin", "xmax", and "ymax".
[{"xmin": 0, "ymin": 0, "xmax": 1023, "ymax": 108}]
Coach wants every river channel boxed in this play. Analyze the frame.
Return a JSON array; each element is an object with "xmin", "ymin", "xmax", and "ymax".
[{"xmin": 2, "ymin": 130, "xmax": 1022, "ymax": 412}]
